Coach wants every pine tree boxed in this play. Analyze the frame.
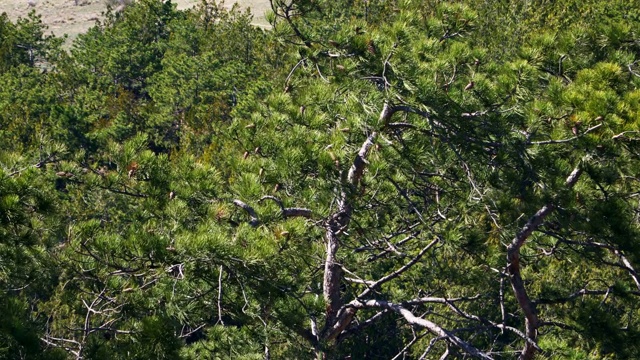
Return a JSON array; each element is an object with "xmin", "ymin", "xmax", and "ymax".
[{"xmin": 2, "ymin": 0, "xmax": 640, "ymax": 359}]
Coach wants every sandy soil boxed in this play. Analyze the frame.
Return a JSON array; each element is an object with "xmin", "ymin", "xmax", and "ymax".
[{"xmin": 0, "ymin": 0, "xmax": 270, "ymax": 44}]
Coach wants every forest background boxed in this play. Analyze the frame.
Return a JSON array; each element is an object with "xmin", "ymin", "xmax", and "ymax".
[{"xmin": 2, "ymin": 0, "xmax": 640, "ymax": 359}]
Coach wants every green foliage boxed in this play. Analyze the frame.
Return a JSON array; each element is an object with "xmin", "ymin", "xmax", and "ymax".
[
  {"xmin": 2, "ymin": 0, "xmax": 640, "ymax": 358},
  {"xmin": 0, "ymin": 167, "xmax": 64, "ymax": 359},
  {"xmin": 0, "ymin": 11, "xmax": 62, "ymax": 71}
]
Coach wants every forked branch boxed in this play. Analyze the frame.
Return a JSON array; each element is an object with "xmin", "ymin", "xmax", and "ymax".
[
  {"xmin": 506, "ymin": 165, "xmax": 582, "ymax": 360},
  {"xmin": 348, "ymin": 299, "xmax": 493, "ymax": 359}
]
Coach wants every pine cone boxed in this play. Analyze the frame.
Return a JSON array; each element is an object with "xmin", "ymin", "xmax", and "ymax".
[{"xmin": 367, "ymin": 40, "xmax": 376, "ymax": 55}]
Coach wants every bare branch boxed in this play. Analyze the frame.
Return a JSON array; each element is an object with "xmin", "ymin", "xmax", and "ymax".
[
  {"xmin": 346, "ymin": 131, "xmax": 377, "ymax": 186},
  {"xmin": 6, "ymin": 153, "xmax": 56, "ymax": 177},
  {"xmin": 358, "ymin": 238, "xmax": 439, "ymax": 299},
  {"xmin": 322, "ymin": 102, "xmax": 438, "ymax": 344},
  {"xmin": 284, "ymin": 58, "xmax": 306, "ymax": 89},
  {"xmin": 443, "ymin": 298, "xmax": 541, "ymax": 352},
  {"xmin": 259, "ymin": 195, "xmax": 285, "ymax": 211},
  {"xmin": 628, "ymin": 61, "xmax": 640, "ymax": 78},
  {"xmin": 344, "ymin": 277, "xmax": 375, "ymax": 286},
  {"xmin": 381, "ymin": 43, "xmax": 397, "ymax": 91},
  {"xmin": 538, "ymin": 320, "xmax": 576, "ymax": 330},
  {"xmin": 179, "ymin": 324, "xmax": 206, "ymax": 338},
  {"xmin": 322, "ymin": 104, "xmax": 393, "ymax": 338},
  {"xmin": 559, "ymin": 239, "xmax": 640, "ymax": 291},
  {"xmin": 260, "ymin": 196, "xmax": 313, "ymax": 218},
  {"xmin": 403, "ymin": 294, "xmax": 481, "ymax": 306},
  {"xmin": 438, "ymin": 345, "xmax": 450, "ymax": 360},
  {"xmin": 612, "ymin": 130, "xmax": 639, "ymax": 140},
  {"xmin": 536, "ymin": 287, "xmax": 640, "ymax": 305},
  {"xmin": 283, "ymin": 207, "xmax": 313, "ymax": 218},
  {"xmin": 391, "ymin": 329, "xmax": 426, "ymax": 360},
  {"xmin": 232, "ymin": 199, "xmax": 259, "ymax": 226},
  {"xmin": 41, "ymin": 336, "xmax": 81, "ymax": 358},
  {"xmin": 316, "ymin": 63, "xmax": 330, "ymax": 83},
  {"xmin": 419, "ymin": 336, "xmax": 445, "ymax": 360},
  {"xmin": 386, "ymin": 104, "xmax": 431, "ymax": 120},
  {"xmin": 338, "ymin": 309, "xmax": 388, "ymax": 340},
  {"xmin": 349, "ymin": 299, "xmax": 494, "ymax": 359},
  {"xmin": 217, "ymin": 265, "xmax": 225, "ymax": 325},
  {"xmin": 530, "ymin": 123, "xmax": 602, "ymax": 145},
  {"xmin": 387, "ymin": 122, "xmax": 416, "ymax": 129}
]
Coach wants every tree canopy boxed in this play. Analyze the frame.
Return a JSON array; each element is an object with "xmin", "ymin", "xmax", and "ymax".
[{"xmin": 2, "ymin": 0, "xmax": 640, "ymax": 358}]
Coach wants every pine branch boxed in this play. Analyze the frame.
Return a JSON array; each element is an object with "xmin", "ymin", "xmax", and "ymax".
[
  {"xmin": 535, "ymin": 288, "xmax": 640, "ymax": 305},
  {"xmin": 561, "ymin": 239, "xmax": 640, "ymax": 290},
  {"xmin": 232, "ymin": 199, "xmax": 259, "ymax": 226},
  {"xmin": 321, "ymin": 103, "xmax": 391, "ymax": 341},
  {"xmin": 6, "ymin": 153, "xmax": 56, "ymax": 177},
  {"xmin": 348, "ymin": 299, "xmax": 494, "ymax": 359},
  {"xmin": 506, "ymin": 165, "xmax": 582, "ymax": 360},
  {"xmin": 259, "ymin": 196, "xmax": 312, "ymax": 218},
  {"xmin": 529, "ymin": 123, "xmax": 602, "ymax": 145}
]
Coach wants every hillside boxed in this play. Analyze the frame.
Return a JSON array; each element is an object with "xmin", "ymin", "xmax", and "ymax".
[{"xmin": 0, "ymin": 0, "xmax": 270, "ymax": 43}]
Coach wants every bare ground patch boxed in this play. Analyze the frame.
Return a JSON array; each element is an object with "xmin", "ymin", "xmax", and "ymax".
[{"xmin": 0, "ymin": 0, "xmax": 270, "ymax": 44}]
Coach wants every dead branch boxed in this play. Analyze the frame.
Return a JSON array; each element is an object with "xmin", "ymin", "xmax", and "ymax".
[
  {"xmin": 628, "ymin": 61, "xmax": 640, "ymax": 78},
  {"xmin": 391, "ymin": 328, "xmax": 426, "ymax": 360},
  {"xmin": 6, "ymin": 153, "xmax": 57, "ymax": 177},
  {"xmin": 217, "ymin": 265, "xmax": 225, "ymax": 325},
  {"xmin": 444, "ymin": 298, "xmax": 541, "ymax": 352},
  {"xmin": 346, "ymin": 131, "xmax": 378, "ymax": 186},
  {"xmin": 259, "ymin": 195, "xmax": 285, "ymax": 210},
  {"xmin": 357, "ymin": 238, "xmax": 439, "ymax": 299},
  {"xmin": 612, "ymin": 130, "xmax": 639, "ymax": 140},
  {"xmin": 316, "ymin": 63, "xmax": 330, "ymax": 83},
  {"xmin": 282, "ymin": 207, "xmax": 313, "ymax": 218},
  {"xmin": 284, "ymin": 58, "xmax": 306, "ymax": 90},
  {"xmin": 349, "ymin": 299, "xmax": 494, "ymax": 359},
  {"xmin": 339, "ymin": 309, "xmax": 388, "ymax": 340},
  {"xmin": 403, "ymin": 294, "xmax": 481, "ymax": 306}
]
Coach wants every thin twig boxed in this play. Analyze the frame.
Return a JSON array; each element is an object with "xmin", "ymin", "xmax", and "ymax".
[
  {"xmin": 358, "ymin": 238, "xmax": 439, "ymax": 299},
  {"xmin": 284, "ymin": 58, "xmax": 307, "ymax": 89},
  {"xmin": 530, "ymin": 123, "xmax": 602, "ymax": 145},
  {"xmin": 217, "ymin": 265, "xmax": 225, "ymax": 325}
]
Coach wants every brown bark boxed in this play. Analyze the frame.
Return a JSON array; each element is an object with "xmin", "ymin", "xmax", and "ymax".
[
  {"xmin": 507, "ymin": 167, "xmax": 582, "ymax": 360},
  {"xmin": 321, "ymin": 103, "xmax": 394, "ymax": 336}
]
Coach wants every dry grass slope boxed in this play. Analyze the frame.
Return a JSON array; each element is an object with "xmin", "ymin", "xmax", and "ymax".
[{"xmin": 0, "ymin": 0, "xmax": 270, "ymax": 44}]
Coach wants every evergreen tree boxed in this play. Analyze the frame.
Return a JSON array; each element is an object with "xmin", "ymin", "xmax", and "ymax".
[{"xmin": 1, "ymin": 0, "xmax": 640, "ymax": 359}]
